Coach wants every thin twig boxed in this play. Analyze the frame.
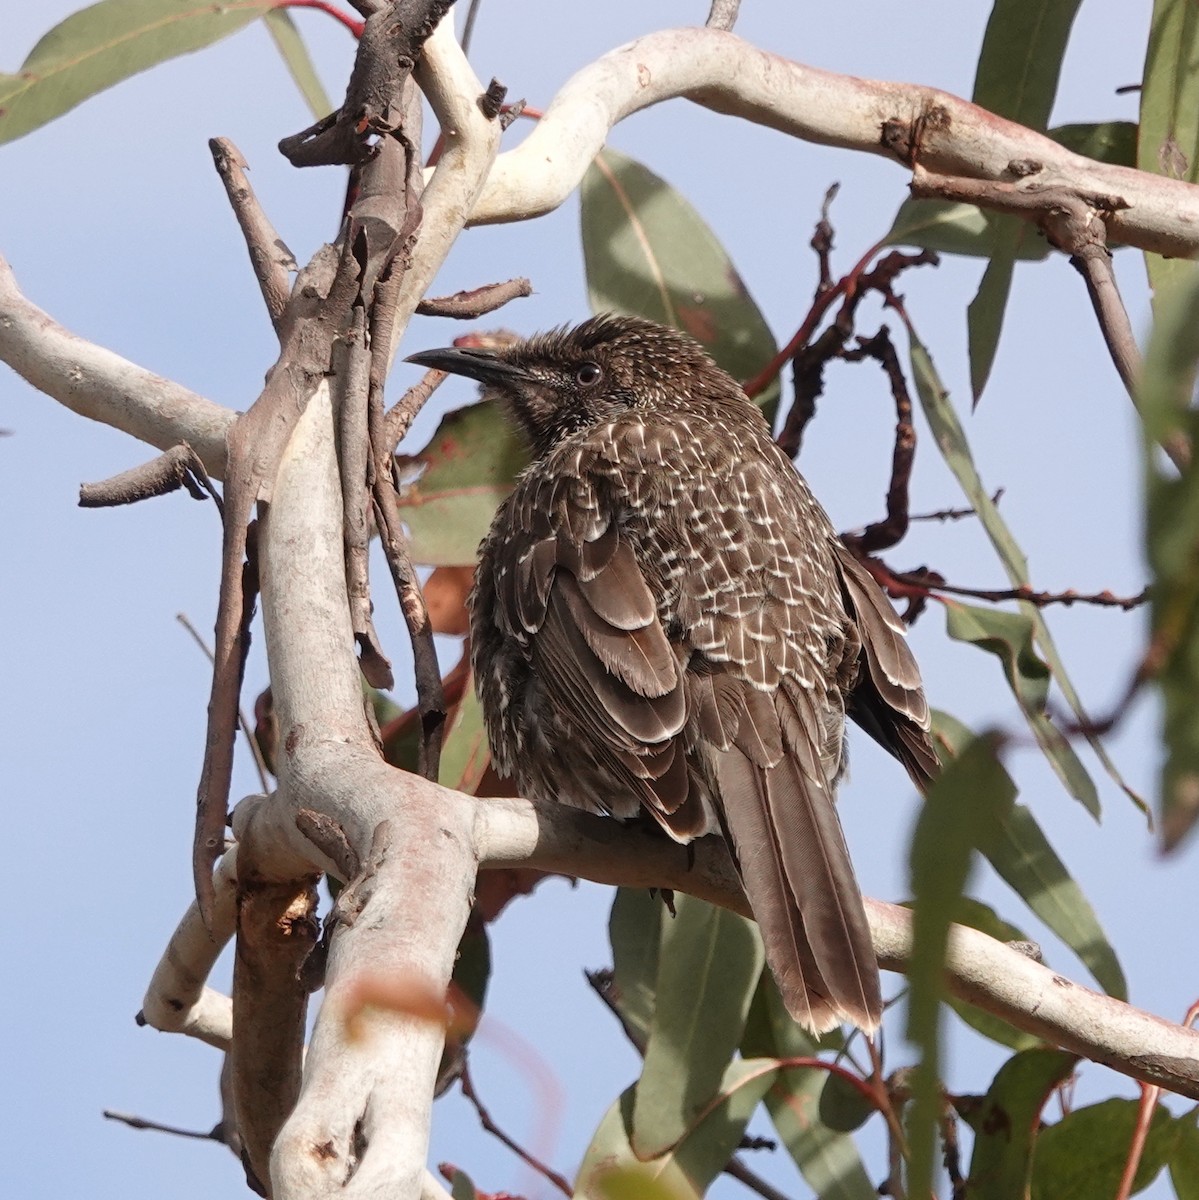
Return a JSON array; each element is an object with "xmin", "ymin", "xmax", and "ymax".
[
  {"xmin": 103, "ymin": 1110, "xmax": 227, "ymax": 1142},
  {"xmin": 909, "ymin": 489, "xmax": 1004, "ymax": 523},
  {"xmin": 886, "ymin": 565, "xmax": 1149, "ymax": 611},
  {"xmin": 383, "ymin": 368, "xmax": 446, "ymax": 451},
  {"xmin": 940, "ymin": 1105, "xmax": 966, "ymax": 1200},
  {"xmin": 416, "ymin": 276, "xmax": 532, "ymax": 318},
  {"xmin": 460, "ymin": 0, "xmax": 485, "ymax": 55},
  {"xmin": 724, "ymin": 1158, "xmax": 793, "ymax": 1200},
  {"xmin": 1114, "ymin": 1083, "xmax": 1161, "ymax": 1200},
  {"xmin": 867, "ymin": 1037, "xmax": 908, "ymax": 1200},
  {"xmin": 705, "ymin": 0, "xmax": 741, "ymax": 30},
  {"xmin": 177, "ymin": 613, "xmax": 271, "ymax": 793},
  {"xmin": 458, "ymin": 1060, "xmax": 573, "ymax": 1198},
  {"xmin": 209, "ymin": 139, "xmax": 295, "ymax": 332},
  {"xmin": 840, "ymin": 327, "xmax": 916, "ymax": 554}
]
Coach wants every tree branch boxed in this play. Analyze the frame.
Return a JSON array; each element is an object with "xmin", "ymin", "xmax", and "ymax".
[{"xmin": 467, "ymin": 28, "xmax": 1199, "ymax": 263}]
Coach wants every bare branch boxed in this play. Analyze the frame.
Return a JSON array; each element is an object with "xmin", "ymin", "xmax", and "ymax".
[
  {"xmin": 78, "ymin": 442, "xmax": 221, "ymax": 510},
  {"xmin": 209, "ymin": 138, "xmax": 296, "ymax": 331},
  {"xmin": 0, "ymin": 256, "xmax": 233, "ymax": 476},
  {"xmin": 468, "ymin": 28, "xmax": 1199, "ymax": 263}
]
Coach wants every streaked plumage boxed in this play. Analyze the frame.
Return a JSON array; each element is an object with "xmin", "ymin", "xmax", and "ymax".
[{"xmin": 407, "ymin": 314, "xmax": 937, "ymax": 1033}]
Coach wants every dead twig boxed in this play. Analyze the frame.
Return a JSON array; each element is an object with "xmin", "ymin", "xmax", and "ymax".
[
  {"xmin": 909, "ymin": 489, "xmax": 1005, "ymax": 523},
  {"xmin": 209, "ymin": 139, "xmax": 295, "ymax": 331},
  {"xmin": 384, "ymin": 367, "xmax": 446, "ymax": 450},
  {"xmin": 79, "ymin": 442, "xmax": 221, "ymax": 511},
  {"xmin": 416, "ymin": 276, "xmax": 532, "ymax": 318},
  {"xmin": 840, "ymin": 327, "xmax": 916, "ymax": 554},
  {"xmin": 458, "ymin": 1060, "xmax": 573, "ymax": 1198}
]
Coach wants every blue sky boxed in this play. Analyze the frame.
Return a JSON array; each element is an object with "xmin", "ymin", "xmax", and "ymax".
[{"xmin": 2, "ymin": 2, "xmax": 1190, "ymax": 1198}]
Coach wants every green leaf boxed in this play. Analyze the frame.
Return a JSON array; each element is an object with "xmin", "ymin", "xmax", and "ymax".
[
  {"xmin": 965, "ymin": 0, "xmax": 1083, "ymax": 402},
  {"xmin": 263, "ymin": 8, "xmax": 334, "ymax": 121},
  {"xmin": 448, "ymin": 1167, "xmax": 479, "ymax": 1200},
  {"xmin": 632, "ymin": 895, "xmax": 764, "ymax": 1158},
  {"xmin": 908, "ymin": 330, "xmax": 1138, "ymax": 812},
  {"xmin": 578, "ymin": 1061, "xmax": 778, "ymax": 1199},
  {"xmin": 1170, "ymin": 1112, "xmax": 1199, "ymax": 1200},
  {"xmin": 395, "ymin": 400, "xmax": 526, "ymax": 567},
  {"xmin": 818, "ymin": 1069, "xmax": 875, "ymax": 1133},
  {"xmin": 0, "ymin": 0, "xmax": 273, "ymax": 145},
  {"xmin": 1031, "ymin": 1099, "xmax": 1178, "ymax": 1199},
  {"xmin": 767, "ymin": 1067, "xmax": 877, "ymax": 1200},
  {"xmin": 972, "ymin": 1, "xmax": 1083, "ymax": 128},
  {"xmin": 580, "ymin": 147, "xmax": 780, "ymax": 421},
  {"xmin": 967, "ymin": 224, "xmax": 1019, "ymax": 403},
  {"xmin": 907, "ymin": 732, "xmax": 1017, "ymax": 1197},
  {"xmin": 964, "ymin": 1047, "xmax": 1079, "ymax": 1199},
  {"xmin": 1140, "ymin": 0, "xmax": 1199, "ymax": 301},
  {"xmin": 985, "ymin": 803, "xmax": 1127, "ymax": 997},
  {"xmin": 438, "ymin": 683, "xmax": 490, "ymax": 793},
  {"xmin": 943, "ymin": 898, "xmax": 1042, "ymax": 1051},
  {"xmin": 1140, "ymin": 265, "xmax": 1199, "ymax": 848},
  {"xmin": 607, "ymin": 887, "xmax": 664, "ymax": 1050},
  {"xmin": 944, "ymin": 601, "xmax": 1098, "ymax": 817},
  {"xmin": 1050, "ymin": 120, "xmax": 1137, "ymax": 167}
]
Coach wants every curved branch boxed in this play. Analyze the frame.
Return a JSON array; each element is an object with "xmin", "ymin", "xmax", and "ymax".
[
  {"xmin": 468, "ymin": 27, "xmax": 1199, "ymax": 260},
  {"xmin": 0, "ymin": 256, "xmax": 234, "ymax": 475}
]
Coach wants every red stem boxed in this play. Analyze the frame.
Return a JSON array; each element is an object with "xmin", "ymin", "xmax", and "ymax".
[{"xmin": 273, "ymin": 0, "xmax": 365, "ymax": 38}]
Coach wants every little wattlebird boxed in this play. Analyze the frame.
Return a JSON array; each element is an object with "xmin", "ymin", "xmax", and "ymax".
[{"xmin": 407, "ymin": 314, "xmax": 937, "ymax": 1034}]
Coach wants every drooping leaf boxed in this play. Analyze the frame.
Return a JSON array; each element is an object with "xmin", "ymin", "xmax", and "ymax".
[
  {"xmin": 263, "ymin": 8, "xmax": 334, "ymax": 121},
  {"xmin": 447, "ymin": 1166, "xmax": 479, "ymax": 1200},
  {"xmin": 1031, "ymin": 1099, "xmax": 1179, "ymax": 1199},
  {"xmin": 767, "ymin": 1066, "xmax": 877, "ymax": 1200},
  {"xmin": 632, "ymin": 896, "xmax": 764, "ymax": 1158},
  {"xmin": 739, "ymin": 972, "xmax": 875, "ymax": 1196},
  {"xmin": 963, "ymin": 1047, "xmax": 1079, "ymax": 1200},
  {"xmin": 395, "ymin": 400, "xmax": 526, "ymax": 567},
  {"xmin": 1140, "ymin": 265, "xmax": 1199, "ymax": 848},
  {"xmin": 578, "ymin": 1061, "xmax": 778, "ymax": 1200},
  {"xmin": 580, "ymin": 147, "xmax": 780, "ymax": 421},
  {"xmin": 817, "ymin": 1069, "xmax": 875, "ymax": 1134},
  {"xmin": 967, "ymin": 225, "xmax": 1020, "ymax": 403},
  {"xmin": 1170, "ymin": 1113, "xmax": 1199, "ymax": 1200},
  {"xmin": 0, "ymin": 0, "xmax": 274, "ymax": 145},
  {"xmin": 606, "ymin": 886, "xmax": 665, "ymax": 1049},
  {"xmin": 907, "ymin": 731, "xmax": 1017, "ymax": 1197},
  {"xmin": 944, "ymin": 601, "xmax": 1098, "ymax": 816},
  {"xmin": 984, "ymin": 803, "xmax": 1127, "ymax": 997},
  {"xmin": 1139, "ymin": 0, "xmax": 1199, "ymax": 302},
  {"xmin": 908, "ymin": 329, "xmax": 1139, "ymax": 811},
  {"xmin": 965, "ymin": 0, "xmax": 1084, "ymax": 402}
]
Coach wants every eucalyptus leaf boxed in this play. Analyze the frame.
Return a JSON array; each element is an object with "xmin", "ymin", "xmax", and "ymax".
[
  {"xmin": 632, "ymin": 896, "xmax": 764, "ymax": 1158},
  {"xmin": 0, "ymin": 0, "xmax": 273, "ymax": 144},
  {"xmin": 580, "ymin": 147, "xmax": 780, "ymax": 421},
  {"xmin": 964, "ymin": 1047, "xmax": 1079, "ymax": 1200},
  {"xmin": 263, "ymin": 8, "xmax": 334, "ymax": 121},
  {"xmin": 1139, "ymin": 0, "xmax": 1199, "ymax": 301}
]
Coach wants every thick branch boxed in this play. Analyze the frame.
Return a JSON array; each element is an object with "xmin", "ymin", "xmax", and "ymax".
[{"xmin": 467, "ymin": 28, "xmax": 1199, "ymax": 259}]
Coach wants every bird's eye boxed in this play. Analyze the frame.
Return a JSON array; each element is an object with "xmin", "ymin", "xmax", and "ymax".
[{"xmin": 575, "ymin": 362, "xmax": 603, "ymax": 387}]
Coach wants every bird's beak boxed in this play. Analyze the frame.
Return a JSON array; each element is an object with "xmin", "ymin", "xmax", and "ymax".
[{"xmin": 405, "ymin": 346, "xmax": 532, "ymax": 387}]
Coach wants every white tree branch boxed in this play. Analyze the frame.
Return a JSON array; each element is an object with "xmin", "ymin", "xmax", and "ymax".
[
  {"xmin": 0, "ymin": 256, "xmax": 234, "ymax": 474},
  {"xmin": 469, "ymin": 27, "xmax": 1199, "ymax": 259}
]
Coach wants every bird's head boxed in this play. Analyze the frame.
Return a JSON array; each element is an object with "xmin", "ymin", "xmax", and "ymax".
[{"xmin": 406, "ymin": 314, "xmax": 736, "ymax": 458}]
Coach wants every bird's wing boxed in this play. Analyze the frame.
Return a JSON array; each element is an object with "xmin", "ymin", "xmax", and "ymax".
[
  {"xmin": 490, "ymin": 467, "xmax": 709, "ymax": 837},
  {"xmin": 671, "ymin": 447, "xmax": 882, "ymax": 1032},
  {"xmin": 830, "ymin": 541, "xmax": 940, "ymax": 790}
]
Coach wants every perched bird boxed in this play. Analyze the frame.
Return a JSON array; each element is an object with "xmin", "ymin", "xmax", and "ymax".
[{"xmin": 407, "ymin": 315, "xmax": 937, "ymax": 1033}]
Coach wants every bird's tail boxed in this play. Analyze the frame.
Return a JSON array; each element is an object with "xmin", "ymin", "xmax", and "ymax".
[{"xmin": 713, "ymin": 744, "xmax": 881, "ymax": 1035}]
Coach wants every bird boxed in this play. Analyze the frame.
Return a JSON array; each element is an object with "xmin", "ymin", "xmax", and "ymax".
[{"xmin": 407, "ymin": 314, "xmax": 937, "ymax": 1034}]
